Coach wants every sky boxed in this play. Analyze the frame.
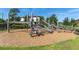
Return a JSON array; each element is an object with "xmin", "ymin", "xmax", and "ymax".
[{"xmin": 0, "ymin": 8, "xmax": 79, "ymax": 22}]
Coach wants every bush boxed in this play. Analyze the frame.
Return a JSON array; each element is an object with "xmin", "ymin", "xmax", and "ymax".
[
  {"xmin": 0, "ymin": 18, "xmax": 5, "ymax": 23},
  {"xmin": 74, "ymin": 28, "xmax": 79, "ymax": 35},
  {"xmin": 10, "ymin": 23, "xmax": 30, "ymax": 29}
]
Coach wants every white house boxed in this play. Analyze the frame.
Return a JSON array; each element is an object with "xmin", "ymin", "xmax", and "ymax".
[
  {"xmin": 20, "ymin": 17, "xmax": 25, "ymax": 22},
  {"xmin": 29, "ymin": 16, "xmax": 40, "ymax": 22}
]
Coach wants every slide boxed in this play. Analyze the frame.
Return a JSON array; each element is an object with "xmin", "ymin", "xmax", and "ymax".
[
  {"xmin": 42, "ymin": 20, "xmax": 54, "ymax": 33},
  {"xmin": 42, "ymin": 20, "xmax": 57, "ymax": 29}
]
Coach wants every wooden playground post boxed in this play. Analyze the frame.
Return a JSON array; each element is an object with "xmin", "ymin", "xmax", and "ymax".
[
  {"xmin": 27, "ymin": 12, "xmax": 29, "ymax": 22},
  {"xmin": 26, "ymin": 13, "xmax": 29, "ymax": 31},
  {"xmin": 7, "ymin": 13, "xmax": 10, "ymax": 32}
]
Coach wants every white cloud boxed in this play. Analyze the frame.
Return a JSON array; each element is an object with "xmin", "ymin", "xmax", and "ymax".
[
  {"xmin": 52, "ymin": 9, "xmax": 79, "ymax": 15},
  {"xmin": 48, "ymin": 9, "xmax": 79, "ymax": 16}
]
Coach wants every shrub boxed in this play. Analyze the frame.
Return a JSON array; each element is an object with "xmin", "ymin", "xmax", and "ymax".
[
  {"xmin": 10, "ymin": 23, "xmax": 30, "ymax": 29},
  {"xmin": 74, "ymin": 28, "xmax": 79, "ymax": 35}
]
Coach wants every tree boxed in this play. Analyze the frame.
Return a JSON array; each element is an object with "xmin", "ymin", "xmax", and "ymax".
[
  {"xmin": 70, "ymin": 18, "xmax": 77, "ymax": 27},
  {"xmin": 0, "ymin": 18, "xmax": 5, "ymax": 23},
  {"xmin": 39, "ymin": 16, "xmax": 44, "ymax": 20},
  {"xmin": 47, "ymin": 14, "xmax": 58, "ymax": 25},
  {"xmin": 9, "ymin": 8, "xmax": 20, "ymax": 21},
  {"xmin": 16, "ymin": 16, "xmax": 21, "ymax": 21},
  {"xmin": 39, "ymin": 16, "xmax": 45, "ymax": 25},
  {"xmin": 46, "ymin": 17, "xmax": 50, "ymax": 23},
  {"xmin": 58, "ymin": 22, "xmax": 63, "ymax": 26},
  {"xmin": 63, "ymin": 17, "xmax": 70, "ymax": 26},
  {"xmin": 24, "ymin": 16, "xmax": 28, "ymax": 22}
]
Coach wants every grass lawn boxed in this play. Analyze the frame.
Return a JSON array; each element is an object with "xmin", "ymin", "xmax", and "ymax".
[
  {"xmin": 0, "ymin": 37, "xmax": 79, "ymax": 50},
  {"xmin": 0, "ymin": 29, "xmax": 6, "ymax": 32}
]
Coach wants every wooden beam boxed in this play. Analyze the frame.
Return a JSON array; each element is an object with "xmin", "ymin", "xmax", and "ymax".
[
  {"xmin": 9, "ymin": 21, "xmax": 29, "ymax": 24},
  {"xmin": 27, "ymin": 12, "xmax": 29, "ymax": 22},
  {"xmin": 7, "ymin": 16, "xmax": 10, "ymax": 33}
]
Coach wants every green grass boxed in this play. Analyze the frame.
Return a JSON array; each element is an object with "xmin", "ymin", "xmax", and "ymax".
[
  {"xmin": 0, "ymin": 29, "xmax": 7, "ymax": 32},
  {"xmin": 0, "ymin": 37, "xmax": 79, "ymax": 50}
]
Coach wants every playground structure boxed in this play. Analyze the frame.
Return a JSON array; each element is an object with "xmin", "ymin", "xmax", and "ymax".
[
  {"xmin": 7, "ymin": 12, "xmax": 56, "ymax": 37},
  {"xmin": 6, "ymin": 10, "xmax": 76, "ymax": 37},
  {"xmin": 0, "ymin": 10, "xmax": 78, "ymax": 48}
]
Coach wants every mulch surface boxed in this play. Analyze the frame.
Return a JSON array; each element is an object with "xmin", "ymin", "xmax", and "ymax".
[{"xmin": 0, "ymin": 29, "xmax": 77, "ymax": 47}]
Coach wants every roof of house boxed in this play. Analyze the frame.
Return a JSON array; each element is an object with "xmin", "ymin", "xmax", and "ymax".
[{"xmin": 75, "ymin": 19, "xmax": 79, "ymax": 21}]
